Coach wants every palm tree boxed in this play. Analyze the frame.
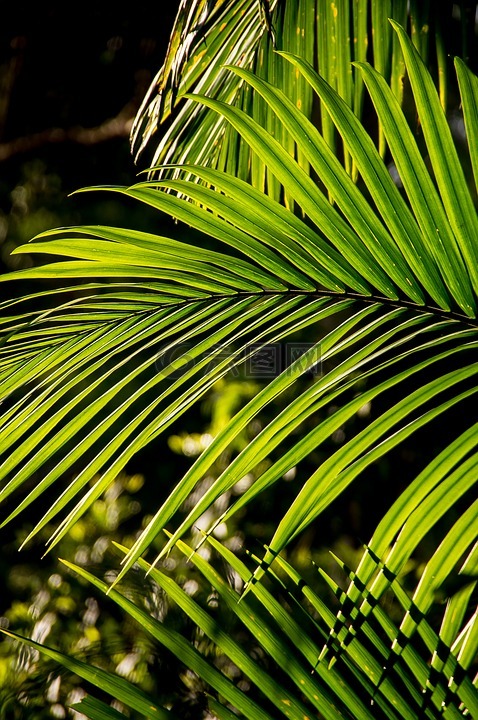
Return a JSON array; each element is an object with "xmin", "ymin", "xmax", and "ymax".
[{"xmin": 1, "ymin": 1, "xmax": 477, "ymax": 717}]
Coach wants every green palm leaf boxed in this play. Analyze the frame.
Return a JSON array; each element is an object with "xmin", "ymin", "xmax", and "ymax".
[
  {"xmin": 131, "ymin": 0, "xmax": 466, "ymax": 193},
  {"xmin": 0, "ymin": 629, "xmax": 175, "ymax": 720},
  {"xmin": 70, "ymin": 696, "xmax": 130, "ymax": 720},
  {"xmin": 11, "ymin": 533, "xmax": 470, "ymax": 719},
  {"xmin": 1, "ymin": 15, "xmax": 478, "ymax": 717},
  {"xmin": 1, "ymin": 25, "xmax": 477, "ymax": 574}
]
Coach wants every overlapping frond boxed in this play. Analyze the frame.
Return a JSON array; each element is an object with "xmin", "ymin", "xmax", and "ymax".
[
  {"xmin": 4, "ymin": 531, "xmax": 475, "ymax": 718},
  {"xmin": 131, "ymin": 0, "xmax": 471, "ymax": 196}
]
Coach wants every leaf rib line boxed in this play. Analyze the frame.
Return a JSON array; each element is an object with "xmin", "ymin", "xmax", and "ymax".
[{"xmin": 155, "ymin": 289, "xmax": 478, "ymax": 328}]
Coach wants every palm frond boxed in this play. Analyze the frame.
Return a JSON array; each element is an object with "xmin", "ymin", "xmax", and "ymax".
[
  {"xmin": 1, "ymin": 28, "xmax": 477, "ymax": 580},
  {"xmin": 5, "ymin": 530, "xmax": 475, "ymax": 719},
  {"xmin": 131, "ymin": 0, "xmax": 471, "ymax": 194},
  {"xmin": 0, "ymin": 628, "xmax": 175, "ymax": 719},
  {"xmin": 2, "ymin": 11, "xmax": 478, "ymax": 718}
]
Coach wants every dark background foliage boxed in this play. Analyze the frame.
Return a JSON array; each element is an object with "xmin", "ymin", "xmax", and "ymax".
[{"xmin": 0, "ymin": 4, "xmax": 181, "ymax": 277}]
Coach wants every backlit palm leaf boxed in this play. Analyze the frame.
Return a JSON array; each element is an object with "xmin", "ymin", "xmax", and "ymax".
[
  {"xmin": 4, "ymin": 529, "xmax": 475, "ymax": 718},
  {"xmin": 131, "ymin": 0, "xmax": 469, "ymax": 197},
  {"xmin": 0, "ymin": 25, "xmax": 476, "ymax": 576},
  {"xmin": 1, "ymin": 18, "xmax": 477, "ymax": 719}
]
